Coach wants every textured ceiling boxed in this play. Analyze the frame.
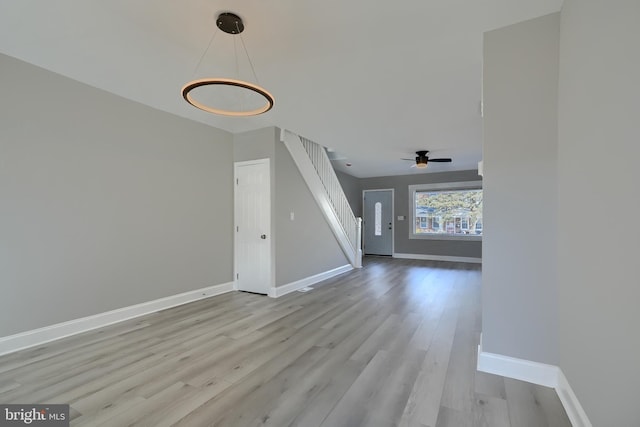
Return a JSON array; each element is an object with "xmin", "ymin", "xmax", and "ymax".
[{"xmin": 0, "ymin": 0, "xmax": 562, "ymax": 177}]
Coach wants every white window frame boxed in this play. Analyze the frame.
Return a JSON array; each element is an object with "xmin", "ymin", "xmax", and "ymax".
[{"xmin": 408, "ymin": 181, "xmax": 483, "ymax": 241}]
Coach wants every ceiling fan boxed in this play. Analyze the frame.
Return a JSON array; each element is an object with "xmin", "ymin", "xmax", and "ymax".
[{"xmin": 402, "ymin": 150, "xmax": 452, "ymax": 169}]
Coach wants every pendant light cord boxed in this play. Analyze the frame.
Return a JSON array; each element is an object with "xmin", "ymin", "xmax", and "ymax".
[
  {"xmin": 233, "ymin": 27, "xmax": 243, "ymax": 112},
  {"xmin": 236, "ymin": 22, "xmax": 261, "ymax": 85},
  {"xmin": 194, "ymin": 19, "xmax": 260, "ymax": 84},
  {"xmin": 191, "ymin": 27, "xmax": 219, "ymax": 79}
]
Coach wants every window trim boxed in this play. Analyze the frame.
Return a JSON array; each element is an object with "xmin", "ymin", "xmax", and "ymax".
[{"xmin": 408, "ymin": 181, "xmax": 483, "ymax": 241}]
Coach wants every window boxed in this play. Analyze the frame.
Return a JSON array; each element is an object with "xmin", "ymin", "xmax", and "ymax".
[
  {"xmin": 419, "ymin": 217, "xmax": 427, "ymax": 229},
  {"xmin": 409, "ymin": 182, "xmax": 482, "ymax": 240},
  {"xmin": 374, "ymin": 202, "xmax": 382, "ymax": 236},
  {"xmin": 475, "ymin": 218, "xmax": 483, "ymax": 233}
]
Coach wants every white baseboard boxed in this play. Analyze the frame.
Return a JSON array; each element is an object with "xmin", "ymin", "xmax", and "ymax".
[
  {"xmin": 477, "ymin": 337, "xmax": 592, "ymax": 427},
  {"xmin": 477, "ymin": 343, "xmax": 559, "ymax": 388},
  {"xmin": 270, "ymin": 264, "xmax": 353, "ymax": 298},
  {"xmin": 393, "ymin": 252, "xmax": 482, "ymax": 264},
  {"xmin": 0, "ymin": 281, "xmax": 234, "ymax": 357},
  {"xmin": 556, "ymin": 369, "xmax": 593, "ymax": 427}
]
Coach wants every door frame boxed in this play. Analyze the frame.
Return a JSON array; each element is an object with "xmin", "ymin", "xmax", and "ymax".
[
  {"xmin": 234, "ymin": 158, "xmax": 274, "ymax": 296},
  {"xmin": 362, "ymin": 188, "xmax": 395, "ymax": 256}
]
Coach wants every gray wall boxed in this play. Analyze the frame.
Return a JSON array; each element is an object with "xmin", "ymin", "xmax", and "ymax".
[
  {"xmin": 274, "ymin": 142, "xmax": 349, "ymax": 285},
  {"xmin": 0, "ymin": 54, "xmax": 234, "ymax": 337},
  {"xmin": 233, "ymin": 128, "xmax": 349, "ymax": 287},
  {"xmin": 234, "ymin": 127, "xmax": 278, "ymax": 162},
  {"xmin": 558, "ymin": 1, "xmax": 640, "ymax": 425},
  {"xmin": 360, "ymin": 170, "xmax": 482, "ymax": 258},
  {"xmin": 482, "ymin": 13, "xmax": 560, "ymax": 365}
]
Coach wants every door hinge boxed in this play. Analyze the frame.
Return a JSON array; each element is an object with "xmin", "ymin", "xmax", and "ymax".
[
  {"xmin": 236, "ymin": 273, "xmax": 239, "ymax": 279},
  {"xmin": 237, "ymin": 226, "xmax": 239, "ymax": 232},
  {"xmin": 236, "ymin": 178, "xmax": 239, "ymax": 185}
]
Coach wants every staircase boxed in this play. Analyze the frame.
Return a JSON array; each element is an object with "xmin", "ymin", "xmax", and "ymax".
[{"xmin": 280, "ymin": 129, "xmax": 362, "ymax": 268}]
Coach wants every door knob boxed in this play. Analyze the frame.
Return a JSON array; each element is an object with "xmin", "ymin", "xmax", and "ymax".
[{"xmin": 261, "ymin": 234, "xmax": 267, "ymax": 239}]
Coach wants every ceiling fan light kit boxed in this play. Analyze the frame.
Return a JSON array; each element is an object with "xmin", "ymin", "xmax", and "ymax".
[{"xmin": 181, "ymin": 12, "xmax": 274, "ymax": 117}]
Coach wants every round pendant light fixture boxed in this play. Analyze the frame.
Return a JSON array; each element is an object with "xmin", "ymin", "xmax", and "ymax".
[{"xmin": 182, "ymin": 12, "xmax": 274, "ymax": 117}]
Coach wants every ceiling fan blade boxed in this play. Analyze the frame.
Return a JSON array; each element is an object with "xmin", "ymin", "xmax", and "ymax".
[
  {"xmin": 429, "ymin": 158, "xmax": 452, "ymax": 162},
  {"xmin": 401, "ymin": 158, "xmax": 415, "ymax": 161}
]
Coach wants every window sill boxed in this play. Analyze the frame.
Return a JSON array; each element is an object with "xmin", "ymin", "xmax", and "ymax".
[{"xmin": 409, "ymin": 234, "xmax": 482, "ymax": 242}]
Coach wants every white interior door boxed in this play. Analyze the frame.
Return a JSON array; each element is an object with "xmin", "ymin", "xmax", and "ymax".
[
  {"xmin": 363, "ymin": 190, "xmax": 393, "ymax": 256},
  {"xmin": 235, "ymin": 159, "xmax": 271, "ymax": 294}
]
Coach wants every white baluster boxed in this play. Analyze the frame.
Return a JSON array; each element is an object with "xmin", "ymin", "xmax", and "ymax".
[{"xmin": 299, "ymin": 136, "xmax": 360, "ymax": 254}]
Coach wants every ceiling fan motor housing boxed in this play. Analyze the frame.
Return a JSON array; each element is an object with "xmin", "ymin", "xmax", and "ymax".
[{"xmin": 415, "ymin": 150, "xmax": 429, "ymax": 164}]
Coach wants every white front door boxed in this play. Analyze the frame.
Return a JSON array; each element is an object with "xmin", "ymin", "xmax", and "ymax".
[
  {"xmin": 234, "ymin": 159, "xmax": 271, "ymax": 294},
  {"xmin": 363, "ymin": 189, "xmax": 393, "ymax": 256}
]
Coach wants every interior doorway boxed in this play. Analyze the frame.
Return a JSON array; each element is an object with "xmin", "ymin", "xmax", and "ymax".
[
  {"xmin": 362, "ymin": 189, "xmax": 394, "ymax": 256},
  {"xmin": 234, "ymin": 159, "xmax": 272, "ymax": 294}
]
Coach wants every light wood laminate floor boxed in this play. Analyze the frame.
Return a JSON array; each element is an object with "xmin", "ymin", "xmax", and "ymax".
[{"xmin": 0, "ymin": 257, "xmax": 571, "ymax": 427}]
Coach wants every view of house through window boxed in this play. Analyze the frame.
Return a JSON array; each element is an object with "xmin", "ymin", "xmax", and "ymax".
[{"xmin": 414, "ymin": 188, "xmax": 482, "ymax": 236}]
